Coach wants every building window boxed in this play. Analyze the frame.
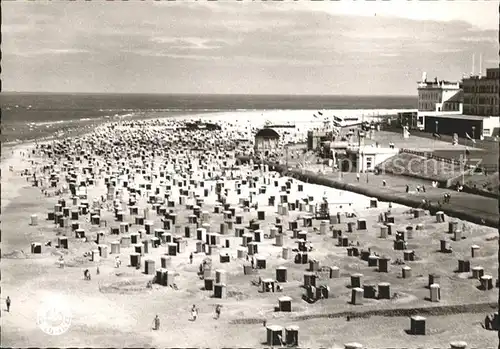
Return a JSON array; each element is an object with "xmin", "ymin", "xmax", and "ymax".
[{"xmin": 366, "ymin": 157, "xmax": 373, "ymax": 170}]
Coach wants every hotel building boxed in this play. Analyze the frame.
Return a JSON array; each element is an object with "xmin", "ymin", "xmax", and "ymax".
[
  {"xmin": 416, "ymin": 68, "xmax": 500, "ymax": 139},
  {"xmin": 460, "ymin": 67, "xmax": 500, "ymax": 138},
  {"xmin": 416, "ymin": 75, "xmax": 462, "ymax": 131}
]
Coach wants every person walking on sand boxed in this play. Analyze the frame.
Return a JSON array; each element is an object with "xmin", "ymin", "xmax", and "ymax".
[
  {"xmin": 214, "ymin": 304, "xmax": 221, "ymax": 319},
  {"xmin": 189, "ymin": 252, "xmax": 193, "ymax": 264},
  {"xmin": 6, "ymin": 296, "xmax": 11, "ymax": 312},
  {"xmin": 59, "ymin": 256, "xmax": 65, "ymax": 269},
  {"xmin": 152, "ymin": 315, "xmax": 160, "ymax": 330},
  {"xmin": 191, "ymin": 305, "xmax": 198, "ymax": 321}
]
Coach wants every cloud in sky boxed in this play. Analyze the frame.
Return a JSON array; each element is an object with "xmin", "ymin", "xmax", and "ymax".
[{"xmin": 2, "ymin": 1, "xmax": 498, "ymax": 95}]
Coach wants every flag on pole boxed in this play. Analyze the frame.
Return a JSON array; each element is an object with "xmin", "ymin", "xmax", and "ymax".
[{"xmin": 465, "ymin": 133, "xmax": 476, "ymax": 143}]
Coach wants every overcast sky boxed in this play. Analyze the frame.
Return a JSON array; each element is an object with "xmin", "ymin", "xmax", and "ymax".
[{"xmin": 2, "ymin": 1, "xmax": 498, "ymax": 95}]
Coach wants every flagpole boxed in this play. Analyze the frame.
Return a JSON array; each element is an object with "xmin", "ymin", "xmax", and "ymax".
[
  {"xmin": 463, "ymin": 128, "xmax": 475, "ymax": 185},
  {"xmin": 285, "ymin": 145, "xmax": 289, "ymax": 169},
  {"xmin": 434, "ymin": 121, "xmax": 438, "ymax": 151},
  {"xmin": 462, "ymin": 137, "xmax": 466, "ymax": 185}
]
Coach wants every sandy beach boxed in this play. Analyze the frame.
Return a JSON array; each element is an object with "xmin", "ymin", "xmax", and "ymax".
[
  {"xmin": 1, "ymin": 143, "xmax": 37, "ymax": 212},
  {"xmin": 3, "ymin": 0, "xmax": 499, "ymax": 346},
  {"xmin": 1, "ymin": 116, "xmax": 498, "ymax": 348}
]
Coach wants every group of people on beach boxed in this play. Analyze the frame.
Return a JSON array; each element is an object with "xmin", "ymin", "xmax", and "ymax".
[{"xmin": 151, "ymin": 304, "xmax": 222, "ymax": 331}]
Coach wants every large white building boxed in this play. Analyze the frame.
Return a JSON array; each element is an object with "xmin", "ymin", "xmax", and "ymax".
[
  {"xmin": 416, "ymin": 68, "xmax": 500, "ymax": 139},
  {"xmin": 416, "ymin": 73, "xmax": 463, "ymax": 130},
  {"xmin": 344, "ymin": 144, "xmax": 399, "ymax": 173}
]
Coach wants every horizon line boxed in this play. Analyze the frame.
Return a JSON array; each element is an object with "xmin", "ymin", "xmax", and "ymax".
[{"xmin": 1, "ymin": 91, "xmax": 417, "ymax": 98}]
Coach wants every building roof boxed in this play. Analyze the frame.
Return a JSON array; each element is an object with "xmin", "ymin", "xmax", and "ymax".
[
  {"xmin": 346, "ymin": 145, "xmax": 400, "ymax": 155},
  {"xmin": 255, "ymin": 128, "xmax": 280, "ymax": 139},
  {"xmin": 326, "ymin": 141, "xmax": 350, "ymax": 149},
  {"xmin": 444, "ymin": 91, "xmax": 463, "ymax": 103},
  {"xmin": 463, "ymin": 69, "xmax": 500, "ymax": 81},
  {"xmin": 417, "ymin": 80, "xmax": 461, "ymax": 89},
  {"xmin": 398, "ymin": 110, "xmax": 418, "ymax": 115},
  {"xmin": 425, "ymin": 114, "xmax": 486, "ymax": 121}
]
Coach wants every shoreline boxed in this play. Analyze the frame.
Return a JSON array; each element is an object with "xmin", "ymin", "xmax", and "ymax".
[
  {"xmin": 1, "ymin": 107, "xmax": 413, "ymax": 145},
  {"xmin": 1, "ymin": 139, "xmax": 58, "ymax": 212},
  {"xmin": 1, "ymin": 142, "xmax": 36, "ymax": 212}
]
